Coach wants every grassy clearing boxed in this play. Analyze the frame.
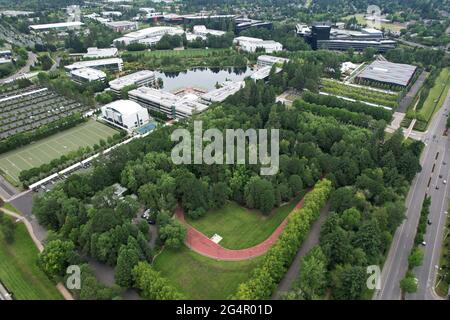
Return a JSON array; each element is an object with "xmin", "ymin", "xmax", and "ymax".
[
  {"xmin": 416, "ymin": 68, "xmax": 450, "ymax": 125},
  {"xmin": 0, "ymin": 120, "xmax": 118, "ymax": 183},
  {"xmin": 343, "ymin": 14, "xmax": 406, "ymax": 32},
  {"xmin": 187, "ymin": 197, "xmax": 302, "ymax": 250},
  {"xmin": 153, "ymin": 246, "xmax": 263, "ymax": 299},
  {"xmin": 0, "ymin": 214, "xmax": 62, "ymax": 300},
  {"xmin": 124, "ymin": 48, "xmax": 231, "ymax": 58}
]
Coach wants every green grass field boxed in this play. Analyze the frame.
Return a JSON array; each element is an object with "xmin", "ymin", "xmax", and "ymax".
[
  {"xmin": 125, "ymin": 48, "xmax": 231, "ymax": 58},
  {"xmin": 343, "ymin": 14, "xmax": 406, "ymax": 32},
  {"xmin": 153, "ymin": 246, "xmax": 263, "ymax": 299},
  {"xmin": 417, "ymin": 68, "xmax": 450, "ymax": 123},
  {"xmin": 187, "ymin": 197, "xmax": 301, "ymax": 250},
  {"xmin": 0, "ymin": 214, "xmax": 62, "ymax": 300},
  {"xmin": 0, "ymin": 120, "xmax": 119, "ymax": 183}
]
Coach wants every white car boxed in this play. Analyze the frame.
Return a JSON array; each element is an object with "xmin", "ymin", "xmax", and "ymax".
[
  {"xmin": 421, "ymin": 241, "xmax": 427, "ymax": 246},
  {"xmin": 443, "ymin": 180, "xmax": 447, "ymax": 185}
]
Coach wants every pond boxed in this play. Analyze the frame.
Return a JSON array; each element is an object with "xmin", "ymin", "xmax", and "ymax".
[{"xmin": 155, "ymin": 67, "xmax": 254, "ymax": 92}]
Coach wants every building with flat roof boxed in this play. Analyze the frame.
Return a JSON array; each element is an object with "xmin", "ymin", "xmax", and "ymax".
[
  {"xmin": 83, "ymin": 47, "xmax": 118, "ymax": 59},
  {"xmin": 250, "ymin": 66, "xmax": 282, "ymax": 81},
  {"xmin": 235, "ymin": 18, "xmax": 273, "ymax": 34},
  {"xmin": 113, "ymin": 26, "xmax": 184, "ymax": 46},
  {"xmin": 101, "ymin": 99, "xmax": 150, "ymax": 129},
  {"xmin": 101, "ymin": 11, "xmax": 122, "ymax": 17},
  {"xmin": 29, "ymin": 21, "xmax": 84, "ymax": 31},
  {"xmin": 70, "ymin": 67, "xmax": 107, "ymax": 84},
  {"xmin": 105, "ymin": 21, "xmax": 138, "ymax": 33},
  {"xmin": 356, "ymin": 60, "xmax": 417, "ymax": 87},
  {"xmin": 1, "ymin": 10, "xmax": 34, "ymax": 17},
  {"xmin": 0, "ymin": 57, "xmax": 12, "ymax": 65},
  {"xmin": 192, "ymin": 25, "xmax": 226, "ymax": 37},
  {"xmin": 257, "ymin": 55, "xmax": 290, "ymax": 68},
  {"xmin": 129, "ymin": 87, "xmax": 209, "ymax": 119},
  {"xmin": 65, "ymin": 58, "xmax": 123, "ymax": 72},
  {"xmin": 201, "ymin": 81, "xmax": 245, "ymax": 104},
  {"xmin": 234, "ymin": 36, "xmax": 283, "ymax": 53},
  {"xmin": 109, "ymin": 70, "xmax": 156, "ymax": 95}
]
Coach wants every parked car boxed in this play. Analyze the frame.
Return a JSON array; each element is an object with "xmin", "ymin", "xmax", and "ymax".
[{"xmin": 421, "ymin": 241, "xmax": 427, "ymax": 246}]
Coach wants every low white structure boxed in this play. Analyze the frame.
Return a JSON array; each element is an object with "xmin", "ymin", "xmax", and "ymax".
[
  {"xmin": 101, "ymin": 11, "xmax": 122, "ymax": 17},
  {"xmin": 201, "ymin": 81, "xmax": 245, "ymax": 103},
  {"xmin": 234, "ymin": 36, "xmax": 282, "ymax": 53},
  {"xmin": 250, "ymin": 66, "xmax": 280, "ymax": 81},
  {"xmin": 29, "ymin": 21, "xmax": 84, "ymax": 31},
  {"xmin": 192, "ymin": 25, "xmax": 226, "ymax": 37},
  {"xmin": 105, "ymin": 21, "xmax": 138, "ymax": 33},
  {"xmin": 70, "ymin": 67, "xmax": 107, "ymax": 84},
  {"xmin": 0, "ymin": 58, "xmax": 12, "ymax": 65},
  {"xmin": 65, "ymin": 58, "xmax": 123, "ymax": 72},
  {"xmin": 113, "ymin": 26, "xmax": 184, "ymax": 46},
  {"xmin": 109, "ymin": 70, "xmax": 156, "ymax": 95},
  {"xmin": 83, "ymin": 47, "xmax": 118, "ymax": 59},
  {"xmin": 257, "ymin": 55, "xmax": 289, "ymax": 68},
  {"xmin": 129, "ymin": 87, "xmax": 209, "ymax": 119},
  {"xmin": 101, "ymin": 99, "xmax": 150, "ymax": 129}
]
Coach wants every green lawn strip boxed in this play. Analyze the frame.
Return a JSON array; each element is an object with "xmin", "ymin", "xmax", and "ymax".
[
  {"xmin": 153, "ymin": 246, "xmax": 263, "ymax": 299},
  {"xmin": 1, "ymin": 202, "xmax": 20, "ymax": 214},
  {"xmin": 0, "ymin": 215, "xmax": 62, "ymax": 300},
  {"xmin": 187, "ymin": 196, "xmax": 302, "ymax": 250},
  {"xmin": 435, "ymin": 204, "xmax": 450, "ymax": 297},
  {"xmin": 125, "ymin": 48, "xmax": 230, "ymax": 59},
  {"xmin": 416, "ymin": 68, "xmax": 450, "ymax": 125}
]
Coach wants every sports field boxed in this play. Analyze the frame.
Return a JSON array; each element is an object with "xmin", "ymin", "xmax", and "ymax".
[{"xmin": 0, "ymin": 120, "xmax": 119, "ymax": 183}]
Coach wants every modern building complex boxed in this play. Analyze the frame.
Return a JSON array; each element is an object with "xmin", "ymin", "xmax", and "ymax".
[
  {"xmin": 0, "ymin": 50, "xmax": 12, "ymax": 65},
  {"xmin": 234, "ymin": 36, "xmax": 283, "ymax": 53},
  {"xmin": 201, "ymin": 81, "xmax": 245, "ymax": 104},
  {"xmin": 128, "ymin": 87, "xmax": 209, "ymax": 119},
  {"xmin": 113, "ymin": 26, "xmax": 184, "ymax": 46},
  {"xmin": 192, "ymin": 25, "xmax": 226, "ymax": 37},
  {"xmin": 101, "ymin": 99, "xmax": 150, "ymax": 129},
  {"xmin": 83, "ymin": 47, "xmax": 118, "ymax": 59},
  {"xmin": 235, "ymin": 18, "xmax": 273, "ymax": 34},
  {"xmin": 29, "ymin": 21, "xmax": 84, "ymax": 32},
  {"xmin": 109, "ymin": 70, "xmax": 156, "ymax": 95},
  {"xmin": 105, "ymin": 21, "xmax": 138, "ymax": 33},
  {"xmin": 356, "ymin": 60, "xmax": 417, "ymax": 87},
  {"xmin": 65, "ymin": 58, "xmax": 123, "ymax": 72},
  {"xmin": 257, "ymin": 55, "xmax": 290, "ymax": 68},
  {"xmin": 297, "ymin": 23, "xmax": 396, "ymax": 52},
  {"xmin": 70, "ymin": 67, "xmax": 107, "ymax": 84}
]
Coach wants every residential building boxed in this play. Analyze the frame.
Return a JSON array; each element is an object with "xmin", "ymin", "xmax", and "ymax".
[
  {"xmin": 70, "ymin": 67, "xmax": 107, "ymax": 84},
  {"xmin": 109, "ymin": 70, "xmax": 156, "ymax": 95},
  {"xmin": 83, "ymin": 47, "xmax": 118, "ymax": 59},
  {"xmin": 65, "ymin": 58, "xmax": 123, "ymax": 72},
  {"xmin": 257, "ymin": 55, "xmax": 289, "ymax": 68},
  {"xmin": 101, "ymin": 100, "xmax": 150, "ymax": 129},
  {"xmin": 234, "ymin": 36, "xmax": 283, "ymax": 53}
]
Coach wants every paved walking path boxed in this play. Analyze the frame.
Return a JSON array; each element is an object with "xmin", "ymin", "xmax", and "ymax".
[
  {"xmin": 1, "ymin": 208, "xmax": 74, "ymax": 300},
  {"xmin": 175, "ymin": 196, "xmax": 307, "ymax": 261}
]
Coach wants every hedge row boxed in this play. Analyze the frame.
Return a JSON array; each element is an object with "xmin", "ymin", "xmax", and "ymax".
[
  {"xmin": 302, "ymin": 91, "xmax": 393, "ymax": 122},
  {"xmin": 234, "ymin": 179, "xmax": 333, "ymax": 299},
  {"xmin": 294, "ymin": 99, "xmax": 374, "ymax": 128}
]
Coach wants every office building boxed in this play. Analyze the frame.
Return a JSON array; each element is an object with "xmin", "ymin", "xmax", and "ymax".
[
  {"xmin": 70, "ymin": 67, "xmax": 107, "ymax": 84},
  {"xmin": 192, "ymin": 25, "xmax": 226, "ymax": 37},
  {"xmin": 113, "ymin": 26, "xmax": 184, "ymax": 46},
  {"xmin": 83, "ymin": 47, "xmax": 118, "ymax": 59},
  {"xmin": 356, "ymin": 60, "xmax": 417, "ymax": 87},
  {"xmin": 65, "ymin": 58, "xmax": 123, "ymax": 72},
  {"xmin": 109, "ymin": 70, "xmax": 156, "ymax": 95},
  {"xmin": 101, "ymin": 100, "xmax": 150, "ymax": 129},
  {"xmin": 234, "ymin": 36, "xmax": 283, "ymax": 53},
  {"xmin": 257, "ymin": 55, "xmax": 289, "ymax": 68},
  {"xmin": 201, "ymin": 81, "xmax": 245, "ymax": 103},
  {"xmin": 105, "ymin": 21, "xmax": 138, "ymax": 33}
]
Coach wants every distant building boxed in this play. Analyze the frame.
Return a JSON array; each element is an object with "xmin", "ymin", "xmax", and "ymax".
[
  {"xmin": 101, "ymin": 100, "xmax": 150, "ymax": 129},
  {"xmin": 250, "ymin": 66, "xmax": 282, "ymax": 81},
  {"xmin": 128, "ymin": 87, "xmax": 209, "ymax": 119},
  {"xmin": 109, "ymin": 70, "xmax": 156, "ymax": 95},
  {"xmin": 1, "ymin": 10, "xmax": 34, "ymax": 17},
  {"xmin": 235, "ymin": 18, "xmax": 273, "ymax": 34},
  {"xmin": 70, "ymin": 67, "xmax": 107, "ymax": 84},
  {"xmin": 201, "ymin": 81, "xmax": 245, "ymax": 104},
  {"xmin": 257, "ymin": 55, "xmax": 289, "ymax": 68},
  {"xmin": 83, "ymin": 47, "xmax": 118, "ymax": 59},
  {"xmin": 356, "ymin": 60, "xmax": 417, "ymax": 87},
  {"xmin": 101, "ymin": 11, "xmax": 122, "ymax": 18},
  {"xmin": 105, "ymin": 21, "xmax": 138, "ymax": 33},
  {"xmin": 0, "ymin": 50, "xmax": 12, "ymax": 59},
  {"xmin": 234, "ymin": 36, "xmax": 283, "ymax": 53},
  {"xmin": 29, "ymin": 21, "xmax": 84, "ymax": 32},
  {"xmin": 113, "ymin": 26, "xmax": 184, "ymax": 46},
  {"xmin": 65, "ymin": 58, "xmax": 123, "ymax": 72},
  {"xmin": 192, "ymin": 25, "xmax": 226, "ymax": 37}
]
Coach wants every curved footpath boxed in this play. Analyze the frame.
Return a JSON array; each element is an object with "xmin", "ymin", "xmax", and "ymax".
[
  {"xmin": 1, "ymin": 208, "xmax": 74, "ymax": 300},
  {"xmin": 175, "ymin": 196, "xmax": 306, "ymax": 261}
]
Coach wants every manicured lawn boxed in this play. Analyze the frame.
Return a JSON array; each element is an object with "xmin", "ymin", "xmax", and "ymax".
[
  {"xmin": 0, "ymin": 214, "xmax": 62, "ymax": 300},
  {"xmin": 187, "ymin": 197, "xmax": 302, "ymax": 250},
  {"xmin": 0, "ymin": 120, "xmax": 119, "ymax": 183},
  {"xmin": 153, "ymin": 246, "xmax": 263, "ymax": 299},
  {"xmin": 343, "ymin": 14, "xmax": 406, "ymax": 32},
  {"xmin": 435, "ymin": 203, "xmax": 450, "ymax": 297},
  {"xmin": 417, "ymin": 68, "xmax": 450, "ymax": 123},
  {"xmin": 125, "ymin": 48, "xmax": 231, "ymax": 58}
]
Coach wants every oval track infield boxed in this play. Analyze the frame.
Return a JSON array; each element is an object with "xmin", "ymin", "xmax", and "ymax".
[{"xmin": 175, "ymin": 196, "xmax": 306, "ymax": 261}]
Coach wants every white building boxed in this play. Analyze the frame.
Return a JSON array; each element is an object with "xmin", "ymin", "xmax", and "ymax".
[
  {"xmin": 65, "ymin": 58, "xmax": 123, "ymax": 72},
  {"xmin": 101, "ymin": 100, "xmax": 150, "ymax": 129},
  {"xmin": 113, "ymin": 26, "xmax": 184, "ymax": 46},
  {"xmin": 109, "ymin": 70, "xmax": 156, "ymax": 95},
  {"xmin": 192, "ymin": 25, "xmax": 226, "ymax": 37},
  {"xmin": 129, "ymin": 87, "xmax": 209, "ymax": 119},
  {"xmin": 257, "ymin": 55, "xmax": 289, "ymax": 68},
  {"xmin": 105, "ymin": 21, "xmax": 138, "ymax": 33},
  {"xmin": 201, "ymin": 81, "xmax": 245, "ymax": 103},
  {"xmin": 29, "ymin": 21, "xmax": 84, "ymax": 31},
  {"xmin": 101, "ymin": 11, "xmax": 122, "ymax": 18},
  {"xmin": 233, "ymin": 36, "xmax": 283, "ymax": 53},
  {"xmin": 83, "ymin": 47, "xmax": 118, "ymax": 59},
  {"xmin": 250, "ymin": 66, "xmax": 278, "ymax": 81},
  {"xmin": 70, "ymin": 67, "xmax": 107, "ymax": 84}
]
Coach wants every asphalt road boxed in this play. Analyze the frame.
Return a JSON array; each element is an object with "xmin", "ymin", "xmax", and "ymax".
[
  {"xmin": 376, "ymin": 87, "xmax": 450, "ymax": 300},
  {"xmin": 397, "ymin": 71, "xmax": 428, "ymax": 113},
  {"xmin": 0, "ymin": 51, "xmax": 37, "ymax": 84}
]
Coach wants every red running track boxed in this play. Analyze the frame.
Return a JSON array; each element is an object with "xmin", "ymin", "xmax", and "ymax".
[{"xmin": 175, "ymin": 196, "xmax": 306, "ymax": 261}]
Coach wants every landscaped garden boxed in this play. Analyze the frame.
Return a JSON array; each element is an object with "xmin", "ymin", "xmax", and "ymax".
[
  {"xmin": 0, "ymin": 214, "xmax": 62, "ymax": 300},
  {"xmin": 186, "ymin": 198, "xmax": 301, "ymax": 250},
  {"xmin": 153, "ymin": 246, "xmax": 263, "ymax": 299}
]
